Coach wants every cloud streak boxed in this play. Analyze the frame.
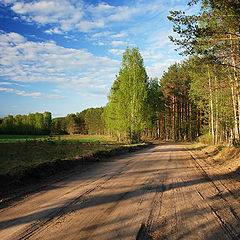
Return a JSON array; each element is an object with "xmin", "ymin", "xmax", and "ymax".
[
  {"xmin": 108, "ymin": 49, "xmax": 124, "ymax": 55},
  {"xmin": 0, "ymin": 87, "xmax": 64, "ymax": 99}
]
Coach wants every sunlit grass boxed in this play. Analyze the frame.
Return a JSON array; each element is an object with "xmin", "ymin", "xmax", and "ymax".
[
  {"xmin": 0, "ymin": 134, "xmax": 116, "ymax": 143},
  {"xmin": 0, "ymin": 134, "xmax": 145, "ymax": 175},
  {"xmin": 0, "ymin": 134, "xmax": 50, "ymax": 143}
]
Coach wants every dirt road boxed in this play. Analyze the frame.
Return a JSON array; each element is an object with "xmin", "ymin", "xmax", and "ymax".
[{"xmin": 0, "ymin": 143, "xmax": 239, "ymax": 240}]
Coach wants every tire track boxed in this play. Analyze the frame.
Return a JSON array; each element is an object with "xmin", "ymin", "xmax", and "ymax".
[
  {"xmin": 17, "ymin": 174, "xmax": 114, "ymax": 240},
  {"xmin": 189, "ymin": 151, "xmax": 240, "ymax": 240},
  {"xmin": 1, "ymin": 143, "xmax": 239, "ymax": 240},
  {"xmin": 136, "ymin": 151, "xmax": 170, "ymax": 240},
  {"xmin": 16, "ymin": 148, "xmax": 156, "ymax": 240}
]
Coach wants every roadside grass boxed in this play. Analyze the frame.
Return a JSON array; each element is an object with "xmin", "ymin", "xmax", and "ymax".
[
  {"xmin": 0, "ymin": 135, "xmax": 50, "ymax": 143},
  {"xmin": 0, "ymin": 134, "xmax": 115, "ymax": 143},
  {"xmin": 0, "ymin": 134, "xmax": 138, "ymax": 175},
  {"xmin": 185, "ymin": 142, "xmax": 207, "ymax": 150},
  {"xmin": 186, "ymin": 142, "xmax": 240, "ymax": 174}
]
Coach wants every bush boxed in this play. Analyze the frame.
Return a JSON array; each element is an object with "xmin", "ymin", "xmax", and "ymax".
[{"xmin": 198, "ymin": 133, "xmax": 213, "ymax": 145}]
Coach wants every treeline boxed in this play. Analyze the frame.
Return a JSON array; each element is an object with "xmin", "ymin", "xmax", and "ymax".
[
  {"xmin": 158, "ymin": 57, "xmax": 236, "ymax": 144},
  {"xmin": 0, "ymin": 112, "xmax": 52, "ymax": 135},
  {"xmin": 51, "ymin": 107, "xmax": 105, "ymax": 135},
  {"xmin": 1, "ymin": 0, "xmax": 238, "ymax": 145},
  {"xmin": 166, "ymin": 0, "xmax": 239, "ymax": 145},
  {"xmin": 157, "ymin": 61, "xmax": 200, "ymax": 142},
  {"xmin": 0, "ymin": 107, "xmax": 105, "ymax": 135},
  {"xmin": 104, "ymin": 0, "xmax": 239, "ymax": 144},
  {"xmin": 104, "ymin": 48, "xmax": 199, "ymax": 143}
]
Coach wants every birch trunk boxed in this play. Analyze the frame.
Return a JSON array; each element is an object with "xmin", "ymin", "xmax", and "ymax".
[
  {"xmin": 229, "ymin": 77, "xmax": 239, "ymax": 139},
  {"xmin": 215, "ymin": 76, "xmax": 218, "ymax": 144},
  {"xmin": 207, "ymin": 65, "xmax": 215, "ymax": 144},
  {"xmin": 230, "ymin": 34, "xmax": 240, "ymax": 134}
]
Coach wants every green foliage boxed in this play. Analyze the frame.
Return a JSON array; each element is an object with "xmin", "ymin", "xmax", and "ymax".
[
  {"xmin": 0, "ymin": 112, "xmax": 52, "ymax": 135},
  {"xmin": 168, "ymin": 0, "xmax": 240, "ymax": 68},
  {"xmin": 0, "ymin": 107, "xmax": 106, "ymax": 136},
  {"xmin": 167, "ymin": 0, "xmax": 240, "ymax": 145},
  {"xmin": 66, "ymin": 113, "xmax": 81, "ymax": 134},
  {"xmin": 51, "ymin": 108, "xmax": 105, "ymax": 135},
  {"xmin": 159, "ymin": 60, "xmax": 200, "ymax": 141},
  {"xmin": 105, "ymin": 47, "xmax": 151, "ymax": 143},
  {"xmin": 0, "ymin": 135, "xmax": 51, "ymax": 143},
  {"xmin": 84, "ymin": 107, "xmax": 105, "ymax": 135},
  {"xmin": 51, "ymin": 117, "xmax": 67, "ymax": 134},
  {"xmin": 146, "ymin": 77, "xmax": 164, "ymax": 126},
  {"xmin": 198, "ymin": 133, "xmax": 214, "ymax": 145}
]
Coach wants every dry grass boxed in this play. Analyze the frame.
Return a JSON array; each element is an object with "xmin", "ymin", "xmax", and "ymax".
[{"xmin": 189, "ymin": 143, "xmax": 240, "ymax": 173}]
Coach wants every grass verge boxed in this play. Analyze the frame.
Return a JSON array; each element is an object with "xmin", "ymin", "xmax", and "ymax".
[
  {"xmin": 0, "ymin": 134, "xmax": 151, "ymax": 190},
  {"xmin": 187, "ymin": 142, "xmax": 240, "ymax": 175}
]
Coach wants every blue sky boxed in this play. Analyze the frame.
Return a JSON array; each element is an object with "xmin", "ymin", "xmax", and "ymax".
[{"xmin": 0, "ymin": 0, "xmax": 196, "ymax": 118}]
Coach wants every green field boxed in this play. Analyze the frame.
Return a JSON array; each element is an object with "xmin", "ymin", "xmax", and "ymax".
[
  {"xmin": 0, "ymin": 134, "xmax": 115, "ymax": 143},
  {"xmin": 0, "ymin": 135, "xmax": 50, "ymax": 143},
  {"xmin": 0, "ymin": 134, "xmax": 133, "ymax": 175}
]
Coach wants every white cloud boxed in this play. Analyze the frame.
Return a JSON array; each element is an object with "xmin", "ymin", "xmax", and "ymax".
[
  {"xmin": 90, "ymin": 31, "xmax": 127, "ymax": 46},
  {"xmin": 0, "ymin": 87, "xmax": 64, "ymax": 99},
  {"xmin": 76, "ymin": 19, "xmax": 105, "ymax": 33},
  {"xmin": 0, "ymin": 31, "xmax": 120, "ymax": 93},
  {"xmin": 111, "ymin": 32, "xmax": 127, "ymax": 38},
  {"xmin": 108, "ymin": 49, "xmax": 124, "ymax": 56},
  {"xmin": 0, "ymin": 82, "xmax": 13, "ymax": 85},
  {"xmin": 78, "ymin": 93, "xmax": 106, "ymax": 99},
  {"xmin": 1, "ymin": 0, "xmax": 17, "ymax": 4},
  {"xmin": 92, "ymin": 31, "xmax": 112, "ymax": 38},
  {"xmin": 52, "ymin": 89, "xmax": 62, "ymax": 94},
  {"xmin": 3, "ymin": 0, "xmax": 168, "ymax": 33},
  {"xmin": 146, "ymin": 58, "xmax": 181, "ymax": 78},
  {"xmin": 97, "ymin": 42, "xmax": 105, "ymax": 46},
  {"xmin": 0, "ymin": 81, "xmax": 26, "ymax": 87},
  {"xmin": 141, "ymin": 50, "xmax": 163, "ymax": 61},
  {"xmin": 45, "ymin": 27, "xmax": 63, "ymax": 35},
  {"xmin": 0, "ymin": 31, "xmax": 26, "ymax": 44},
  {"xmin": 140, "ymin": 27, "xmax": 177, "ymax": 71},
  {"xmin": 11, "ymin": 0, "xmax": 83, "ymax": 24},
  {"xmin": 87, "ymin": 3, "xmax": 115, "ymax": 16},
  {"xmin": 111, "ymin": 40, "xmax": 125, "ymax": 46},
  {"xmin": 147, "ymin": 29, "xmax": 172, "ymax": 49},
  {"xmin": 6, "ymin": 0, "xmax": 84, "ymax": 32}
]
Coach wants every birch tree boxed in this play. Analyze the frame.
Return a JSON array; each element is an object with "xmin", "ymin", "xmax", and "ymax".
[{"xmin": 105, "ymin": 47, "xmax": 149, "ymax": 143}]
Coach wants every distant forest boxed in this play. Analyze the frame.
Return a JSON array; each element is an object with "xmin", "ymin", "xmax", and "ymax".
[
  {"xmin": 0, "ymin": 108, "xmax": 105, "ymax": 136},
  {"xmin": 0, "ymin": 0, "xmax": 239, "ymax": 145}
]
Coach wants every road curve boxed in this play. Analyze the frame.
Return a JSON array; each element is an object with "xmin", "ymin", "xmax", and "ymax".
[{"xmin": 0, "ymin": 143, "xmax": 239, "ymax": 240}]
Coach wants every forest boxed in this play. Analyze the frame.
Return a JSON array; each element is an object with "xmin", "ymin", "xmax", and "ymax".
[
  {"xmin": 0, "ymin": 107, "xmax": 105, "ymax": 136},
  {"xmin": 0, "ymin": 0, "xmax": 239, "ymax": 145},
  {"xmin": 105, "ymin": 0, "xmax": 239, "ymax": 144}
]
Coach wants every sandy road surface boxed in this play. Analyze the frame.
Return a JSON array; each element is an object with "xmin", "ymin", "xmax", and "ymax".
[{"xmin": 0, "ymin": 143, "xmax": 240, "ymax": 240}]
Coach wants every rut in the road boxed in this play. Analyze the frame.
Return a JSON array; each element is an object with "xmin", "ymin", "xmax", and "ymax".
[{"xmin": 0, "ymin": 143, "xmax": 240, "ymax": 240}]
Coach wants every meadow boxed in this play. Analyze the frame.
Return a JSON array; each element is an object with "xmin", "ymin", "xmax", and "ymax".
[{"xmin": 0, "ymin": 134, "xmax": 133, "ymax": 175}]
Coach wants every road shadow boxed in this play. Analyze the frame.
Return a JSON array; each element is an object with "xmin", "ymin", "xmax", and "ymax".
[
  {"xmin": 0, "ymin": 168, "xmax": 239, "ymax": 234},
  {"xmin": 0, "ymin": 143, "xmax": 155, "ymax": 208},
  {"xmin": 0, "ymin": 142, "xmax": 239, "ymax": 239}
]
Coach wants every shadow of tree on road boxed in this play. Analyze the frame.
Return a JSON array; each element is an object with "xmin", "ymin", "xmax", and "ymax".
[{"xmin": 0, "ymin": 142, "xmax": 239, "ymax": 240}]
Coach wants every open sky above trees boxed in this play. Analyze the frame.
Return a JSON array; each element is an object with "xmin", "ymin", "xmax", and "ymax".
[{"xmin": 0, "ymin": 0, "xmax": 199, "ymax": 118}]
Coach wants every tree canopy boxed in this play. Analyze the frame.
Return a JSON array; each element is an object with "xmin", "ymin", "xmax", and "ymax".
[{"xmin": 105, "ymin": 47, "xmax": 151, "ymax": 143}]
